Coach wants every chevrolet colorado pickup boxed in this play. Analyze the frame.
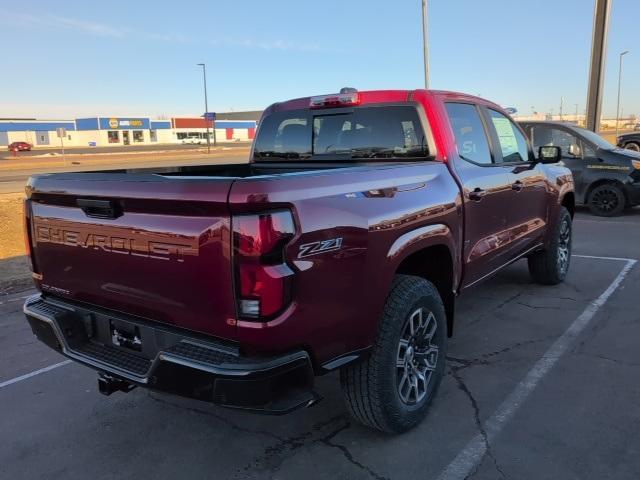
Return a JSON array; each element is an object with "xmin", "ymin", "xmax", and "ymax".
[{"xmin": 23, "ymin": 89, "xmax": 575, "ymax": 433}]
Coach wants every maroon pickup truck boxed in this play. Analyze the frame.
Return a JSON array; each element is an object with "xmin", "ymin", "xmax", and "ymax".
[{"xmin": 23, "ymin": 89, "xmax": 574, "ymax": 433}]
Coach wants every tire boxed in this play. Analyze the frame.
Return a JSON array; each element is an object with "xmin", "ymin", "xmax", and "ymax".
[
  {"xmin": 528, "ymin": 206, "xmax": 572, "ymax": 285},
  {"xmin": 340, "ymin": 275, "xmax": 447, "ymax": 433},
  {"xmin": 624, "ymin": 142, "xmax": 640, "ymax": 152},
  {"xmin": 587, "ymin": 183, "xmax": 626, "ymax": 217}
]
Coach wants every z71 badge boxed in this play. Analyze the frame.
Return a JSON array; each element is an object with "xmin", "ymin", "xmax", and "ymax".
[{"xmin": 298, "ymin": 238, "xmax": 343, "ymax": 258}]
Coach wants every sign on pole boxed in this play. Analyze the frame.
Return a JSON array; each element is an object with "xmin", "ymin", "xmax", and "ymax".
[
  {"xmin": 57, "ymin": 128, "xmax": 67, "ymax": 165},
  {"xmin": 204, "ymin": 112, "xmax": 216, "ymax": 121}
]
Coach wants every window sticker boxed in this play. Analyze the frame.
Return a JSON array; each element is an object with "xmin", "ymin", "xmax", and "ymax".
[{"xmin": 491, "ymin": 117, "xmax": 519, "ymax": 158}]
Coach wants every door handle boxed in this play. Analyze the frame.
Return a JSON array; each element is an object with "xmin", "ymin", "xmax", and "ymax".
[
  {"xmin": 511, "ymin": 181, "xmax": 524, "ymax": 192},
  {"xmin": 77, "ymin": 198, "xmax": 122, "ymax": 219},
  {"xmin": 468, "ymin": 188, "xmax": 486, "ymax": 201}
]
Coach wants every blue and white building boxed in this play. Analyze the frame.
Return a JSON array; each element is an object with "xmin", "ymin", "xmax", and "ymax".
[{"xmin": 0, "ymin": 113, "xmax": 259, "ymax": 148}]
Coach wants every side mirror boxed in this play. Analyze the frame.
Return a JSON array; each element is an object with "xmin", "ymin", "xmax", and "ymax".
[
  {"xmin": 537, "ymin": 145, "xmax": 561, "ymax": 164},
  {"xmin": 568, "ymin": 144, "xmax": 581, "ymax": 157}
]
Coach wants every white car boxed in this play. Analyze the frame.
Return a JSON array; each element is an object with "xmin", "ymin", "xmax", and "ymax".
[{"xmin": 181, "ymin": 136, "xmax": 203, "ymax": 145}]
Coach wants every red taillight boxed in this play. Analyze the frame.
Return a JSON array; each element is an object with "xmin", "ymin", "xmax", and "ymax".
[
  {"xmin": 233, "ymin": 211, "xmax": 295, "ymax": 319},
  {"xmin": 309, "ymin": 92, "xmax": 360, "ymax": 108}
]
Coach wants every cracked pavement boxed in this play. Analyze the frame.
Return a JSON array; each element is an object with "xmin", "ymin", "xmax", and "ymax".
[{"xmin": 1, "ymin": 207, "xmax": 639, "ymax": 479}]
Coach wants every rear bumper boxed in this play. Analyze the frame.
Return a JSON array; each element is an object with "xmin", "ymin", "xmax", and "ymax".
[{"xmin": 23, "ymin": 295, "xmax": 318, "ymax": 414}]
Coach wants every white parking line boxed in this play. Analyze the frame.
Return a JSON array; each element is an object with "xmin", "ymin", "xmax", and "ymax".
[
  {"xmin": 573, "ymin": 254, "xmax": 637, "ymax": 262},
  {"xmin": 0, "ymin": 360, "xmax": 72, "ymax": 389},
  {"xmin": 437, "ymin": 255, "xmax": 637, "ymax": 480},
  {"xmin": 0, "ymin": 294, "xmax": 32, "ymax": 306}
]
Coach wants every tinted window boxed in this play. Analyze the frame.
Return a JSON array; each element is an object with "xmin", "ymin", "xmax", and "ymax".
[
  {"xmin": 253, "ymin": 106, "xmax": 427, "ymax": 161},
  {"xmin": 253, "ymin": 113, "xmax": 311, "ymax": 158},
  {"xmin": 531, "ymin": 126, "xmax": 580, "ymax": 157},
  {"xmin": 445, "ymin": 103, "xmax": 492, "ymax": 165},
  {"xmin": 487, "ymin": 109, "xmax": 530, "ymax": 163}
]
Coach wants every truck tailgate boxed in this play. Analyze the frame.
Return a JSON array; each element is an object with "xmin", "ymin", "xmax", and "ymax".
[{"xmin": 26, "ymin": 173, "xmax": 237, "ymax": 340}]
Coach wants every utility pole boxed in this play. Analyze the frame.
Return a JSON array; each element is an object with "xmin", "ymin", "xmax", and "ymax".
[
  {"xmin": 615, "ymin": 50, "xmax": 630, "ymax": 138},
  {"xmin": 574, "ymin": 103, "xmax": 579, "ymax": 124},
  {"xmin": 585, "ymin": 0, "xmax": 612, "ymax": 132},
  {"xmin": 421, "ymin": 0, "xmax": 429, "ymax": 89},
  {"xmin": 559, "ymin": 97, "xmax": 564, "ymax": 120},
  {"xmin": 197, "ymin": 63, "xmax": 212, "ymax": 153}
]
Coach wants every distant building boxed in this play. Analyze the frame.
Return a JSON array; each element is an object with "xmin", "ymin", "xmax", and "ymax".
[{"xmin": 0, "ymin": 110, "xmax": 261, "ymax": 147}]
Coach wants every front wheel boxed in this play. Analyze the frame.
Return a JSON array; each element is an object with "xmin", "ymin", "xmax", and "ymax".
[
  {"xmin": 588, "ymin": 183, "xmax": 626, "ymax": 217},
  {"xmin": 340, "ymin": 275, "xmax": 447, "ymax": 433},
  {"xmin": 624, "ymin": 142, "xmax": 640, "ymax": 152},
  {"xmin": 528, "ymin": 206, "xmax": 572, "ymax": 285}
]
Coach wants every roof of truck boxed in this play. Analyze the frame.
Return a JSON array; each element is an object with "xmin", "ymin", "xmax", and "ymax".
[{"xmin": 266, "ymin": 89, "xmax": 504, "ymax": 114}]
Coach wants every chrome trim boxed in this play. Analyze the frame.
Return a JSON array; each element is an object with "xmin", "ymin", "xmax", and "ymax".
[{"xmin": 463, "ymin": 243, "xmax": 543, "ymax": 289}]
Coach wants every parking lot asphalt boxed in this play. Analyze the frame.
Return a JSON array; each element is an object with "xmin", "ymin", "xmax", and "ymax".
[{"xmin": 1, "ymin": 208, "xmax": 639, "ymax": 480}]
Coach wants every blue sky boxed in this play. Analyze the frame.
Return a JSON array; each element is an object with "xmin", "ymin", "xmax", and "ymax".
[{"xmin": 0, "ymin": 0, "xmax": 637, "ymax": 119}]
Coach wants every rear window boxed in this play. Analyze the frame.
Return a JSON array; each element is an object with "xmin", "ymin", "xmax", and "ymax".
[{"xmin": 253, "ymin": 105, "xmax": 428, "ymax": 161}]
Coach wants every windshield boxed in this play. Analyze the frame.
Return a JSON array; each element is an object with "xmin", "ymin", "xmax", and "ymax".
[
  {"xmin": 253, "ymin": 105, "xmax": 429, "ymax": 161},
  {"xmin": 572, "ymin": 126, "xmax": 616, "ymax": 150}
]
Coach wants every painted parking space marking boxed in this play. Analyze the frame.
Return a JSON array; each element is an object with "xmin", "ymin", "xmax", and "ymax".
[
  {"xmin": 0, "ymin": 360, "xmax": 72, "ymax": 389},
  {"xmin": 437, "ymin": 255, "xmax": 637, "ymax": 480},
  {"xmin": 573, "ymin": 254, "xmax": 637, "ymax": 262}
]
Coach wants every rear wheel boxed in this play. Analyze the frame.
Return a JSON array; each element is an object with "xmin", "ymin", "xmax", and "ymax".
[
  {"xmin": 528, "ymin": 206, "xmax": 572, "ymax": 285},
  {"xmin": 340, "ymin": 275, "xmax": 446, "ymax": 433},
  {"xmin": 588, "ymin": 183, "xmax": 626, "ymax": 217},
  {"xmin": 624, "ymin": 142, "xmax": 640, "ymax": 152}
]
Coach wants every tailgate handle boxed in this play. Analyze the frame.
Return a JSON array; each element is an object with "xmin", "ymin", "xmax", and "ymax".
[{"xmin": 77, "ymin": 199, "xmax": 122, "ymax": 219}]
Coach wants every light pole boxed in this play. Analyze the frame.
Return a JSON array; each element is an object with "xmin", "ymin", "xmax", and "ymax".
[
  {"xmin": 197, "ymin": 63, "xmax": 213, "ymax": 153},
  {"xmin": 615, "ymin": 50, "xmax": 629, "ymax": 138},
  {"xmin": 421, "ymin": 0, "xmax": 429, "ymax": 89},
  {"xmin": 574, "ymin": 103, "xmax": 579, "ymax": 124}
]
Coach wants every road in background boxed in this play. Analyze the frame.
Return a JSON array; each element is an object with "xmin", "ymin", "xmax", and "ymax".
[
  {"xmin": 0, "ymin": 145, "xmax": 250, "ymax": 194},
  {"xmin": 2, "ymin": 141, "xmax": 252, "ymax": 157}
]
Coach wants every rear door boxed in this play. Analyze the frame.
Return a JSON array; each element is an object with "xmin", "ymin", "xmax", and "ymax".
[
  {"xmin": 484, "ymin": 109, "xmax": 549, "ymax": 256},
  {"xmin": 27, "ymin": 173, "xmax": 238, "ymax": 340},
  {"xmin": 445, "ymin": 102, "xmax": 516, "ymax": 287}
]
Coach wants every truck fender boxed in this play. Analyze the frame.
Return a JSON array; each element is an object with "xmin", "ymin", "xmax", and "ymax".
[{"xmin": 386, "ymin": 224, "xmax": 459, "ymax": 336}]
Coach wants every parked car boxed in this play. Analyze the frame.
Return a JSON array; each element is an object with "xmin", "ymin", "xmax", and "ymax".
[
  {"xmin": 181, "ymin": 136, "xmax": 203, "ymax": 145},
  {"xmin": 23, "ymin": 89, "xmax": 574, "ymax": 433},
  {"xmin": 8, "ymin": 141, "xmax": 32, "ymax": 151},
  {"xmin": 519, "ymin": 121, "xmax": 640, "ymax": 216},
  {"xmin": 617, "ymin": 131, "xmax": 640, "ymax": 151}
]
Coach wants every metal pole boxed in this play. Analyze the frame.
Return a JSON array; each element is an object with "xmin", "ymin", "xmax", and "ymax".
[
  {"xmin": 421, "ymin": 0, "xmax": 429, "ymax": 89},
  {"xmin": 60, "ymin": 135, "xmax": 66, "ymax": 166},
  {"xmin": 197, "ymin": 63, "xmax": 211, "ymax": 153},
  {"xmin": 615, "ymin": 51, "xmax": 629, "ymax": 138},
  {"xmin": 585, "ymin": 0, "xmax": 612, "ymax": 132},
  {"xmin": 574, "ymin": 103, "xmax": 579, "ymax": 124}
]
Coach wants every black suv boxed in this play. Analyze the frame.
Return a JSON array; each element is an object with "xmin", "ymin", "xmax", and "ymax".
[
  {"xmin": 617, "ymin": 131, "xmax": 640, "ymax": 152},
  {"xmin": 519, "ymin": 121, "xmax": 640, "ymax": 216}
]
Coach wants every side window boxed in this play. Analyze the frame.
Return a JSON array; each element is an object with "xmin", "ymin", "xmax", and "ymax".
[
  {"xmin": 582, "ymin": 142, "xmax": 597, "ymax": 158},
  {"xmin": 445, "ymin": 103, "xmax": 492, "ymax": 165},
  {"xmin": 531, "ymin": 126, "xmax": 582, "ymax": 158},
  {"xmin": 487, "ymin": 109, "xmax": 530, "ymax": 163}
]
